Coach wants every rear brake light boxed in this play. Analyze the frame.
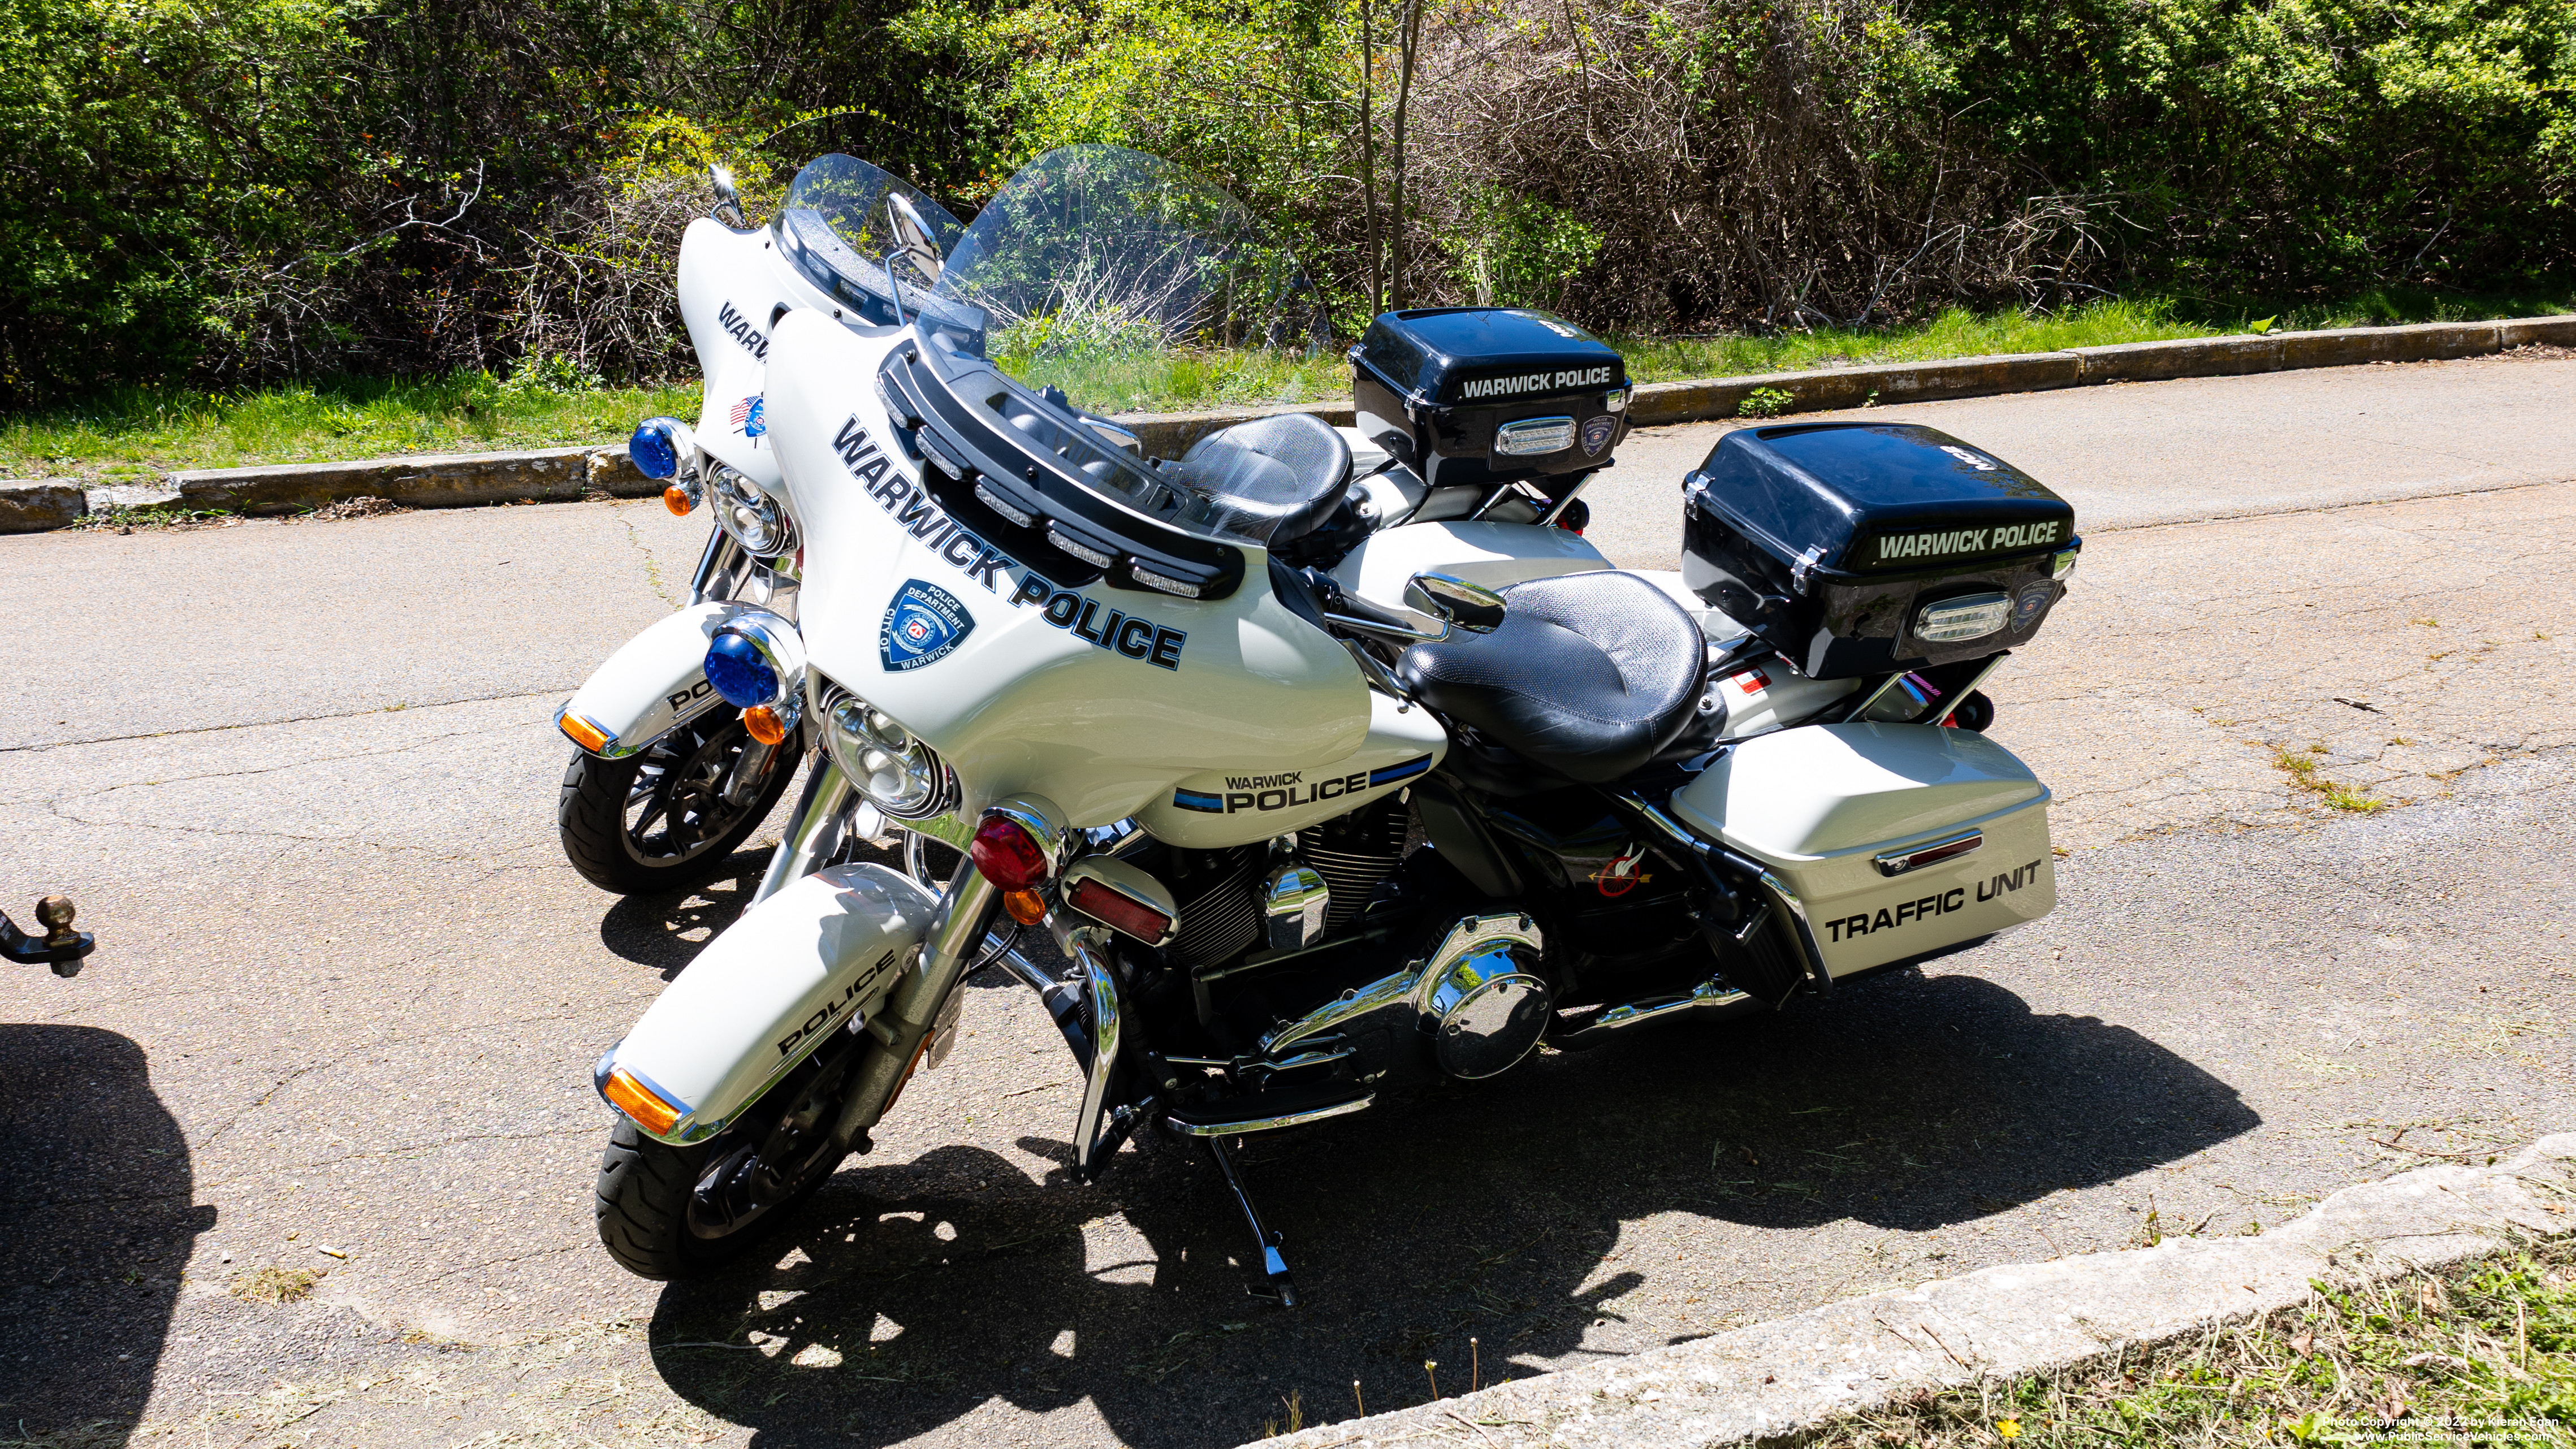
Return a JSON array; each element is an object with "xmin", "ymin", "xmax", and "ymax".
[
  {"xmin": 1066, "ymin": 875, "xmax": 1173, "ymax": 943},
  {"xmin": 971, "ymin": 812, "xmax": 1053, "ymax": 889}
]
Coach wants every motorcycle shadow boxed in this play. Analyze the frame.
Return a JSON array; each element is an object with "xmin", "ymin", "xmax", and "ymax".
[
  {"xmin": 0, "ymin": 1024, "xmax": 213, "ymax": 1446},
  {"xmin": 643, "ymin": 966, "xmax": 2255, "ymax": 1448}
]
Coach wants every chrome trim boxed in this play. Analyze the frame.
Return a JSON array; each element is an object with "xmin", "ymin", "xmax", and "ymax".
[
  {"xmin": 1933, "ymin": 653, "xmax": 2012, "ymax": 726},
  {"xmin": 1164, "ymin": 1091, "xmax": 1373, "ymax": 1138},
  {"xmin": 754, "ymin": 754, "xmax": 858, "ymax": 905},
  {"xmin": 1538, "ymin": 472, "xmax": 1594, "ymax": 527},
  {"xmin": 1338, "ymin": 638, "xmax": 1415, "ymax": 702},
  {"xmin": 1261, "ymin": 862, "xmax": 1329, "ymax": 952},
  {"xmin": 721, "ymin": 734, "xmax": 783, "ymax": 807},
  {"xmin": 1323, "ymin": 609, "xmax": 1447, "ymax": 645},
  {"xmin": 686, "ymin": 528, "xmax": 738, "ymax": 607},
  {"xmin": 1255, "ymin": 912, "xmax": 1545, "ymax": 1072},
  {"xmin": 1845, "ymin": 670, "xmax": 1918, "ymax": 723},
  {"xmin": 830, "ymin": 862, "xmax": 1002, "ymax": 1151},
  {"xmin": 1874, "ymin": 828, "xmax": 1983, "ymax": 877},
  {"xmin": 1067, "ymin": 928, "xmax": 1123, "ymax": 1179},
  {"xmin": 1757, "ymin": 868, "xmax": 1832, "ymax": 996},
  {"xmin": 1552, "ymin": 973, "xmax": 1756, "ymax": 1051}
]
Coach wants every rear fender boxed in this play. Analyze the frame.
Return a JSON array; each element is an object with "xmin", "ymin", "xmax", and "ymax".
[
  {"xmin": 557, "ymin": 602, "xmax": 762, "ymax": 759},
  {"xmin": 600, "ymin": 863, "xmax": 941, "ymax": 1143}
]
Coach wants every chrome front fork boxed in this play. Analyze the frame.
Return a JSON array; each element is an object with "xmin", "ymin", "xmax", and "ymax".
[{"xmin": 829, "ymin": 863, "xmax": 1002, "ymax": 1153}]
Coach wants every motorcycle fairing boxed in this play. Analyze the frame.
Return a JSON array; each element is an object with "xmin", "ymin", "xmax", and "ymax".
[
  {"xmin": 604, "ymin": 863, "xmax": 940, "ymax": 1143},
  {"xmin": 763, "ymin": 309, "xmax": 1372, "ymax": 830},
  {"xmin": 1668, "ymin": 722, "xmax": 2055, "ymax": 976},
  {"xmin": 677, "ymin": 218, "xmax": 793, "ymax": 487},
  {"xmin": 557, "ymin": 601, "xmax": 764, "ymax": 758}
]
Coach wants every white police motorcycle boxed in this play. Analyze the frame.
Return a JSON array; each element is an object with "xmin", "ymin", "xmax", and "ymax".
[
  {"xmin": 580, "ymin": 145, "xmax": 2081, "ymax": 1300},
  {"xmin": 551, "ymin": 157, "xmax": 965, "ymax": 894}
]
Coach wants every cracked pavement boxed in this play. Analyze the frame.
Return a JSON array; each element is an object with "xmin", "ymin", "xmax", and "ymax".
[{"xmin": 2, "ymin": 355, "xmax": 2572, "ymax": 1447}]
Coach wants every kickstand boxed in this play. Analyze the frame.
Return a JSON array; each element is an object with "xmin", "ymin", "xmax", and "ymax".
[{"xmin": 1206, "ymin": 1135, "xmax": 1298, "ymax": 1307}]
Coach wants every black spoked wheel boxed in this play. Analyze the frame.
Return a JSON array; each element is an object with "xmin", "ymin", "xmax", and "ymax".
[
  {"xmin": 595, "ymin": 1037, "xmax": 863, "ymax": 1280},
  {"xmin": 559, "ymin": 713, "xmax": 798, "ymax": 894}
]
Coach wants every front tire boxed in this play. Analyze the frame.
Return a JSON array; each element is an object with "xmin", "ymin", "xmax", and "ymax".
[
  {"xmin": 593, "ymin": 1039, "xmax": 863, "ymax": 1280},
  {"xmin": 559, "ymin": 713, "xmax": 797, "ymax": 894}
]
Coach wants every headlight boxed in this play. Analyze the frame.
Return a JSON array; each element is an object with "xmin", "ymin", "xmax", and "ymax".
[
  {"xmin": 820, "ymin": 683, "xmax": 954, "ymax": 819},
  {"xmin": 708, "ymin": 465, "xmax": 795, "ymax": 557},
  {"xmin": 1914, "ymin": 591, "xmax": 2012, "ymax": 643}
]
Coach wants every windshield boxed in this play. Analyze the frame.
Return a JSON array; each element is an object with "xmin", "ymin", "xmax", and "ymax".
[
  {"xmin": 775, "ymin": 155, "xmax": 971, "ymax": 330},
  {"xmin": 933, "ymin": 145, "xmax": 1327, "ymax": 414},
  {"xmin": 783, "ymin": 154, "xmax": 965, "ymax": 262}
]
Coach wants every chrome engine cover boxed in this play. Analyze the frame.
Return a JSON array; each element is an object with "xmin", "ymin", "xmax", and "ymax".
[
  {"xmin": 1418, "ymin": 914, "xmax": 1550, "ymax": 1079},
  {"xmin": 1254, "ymin": 910, "xmax": 1550, "ymax": 1083}
]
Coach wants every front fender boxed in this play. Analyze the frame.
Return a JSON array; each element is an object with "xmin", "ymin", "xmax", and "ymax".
[
  {"xmin": 601, "ymin": 863, "xmax": 941, "ymax": 1143},
  {"xmin": 558, "ymin": 601, "xmax": 764, "ymax": 759}
]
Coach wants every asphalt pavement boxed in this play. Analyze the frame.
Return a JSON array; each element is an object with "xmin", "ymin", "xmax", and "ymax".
[{"xmin": 2, "ymin": 354, "xmax": 2572, "ymax": 1447}]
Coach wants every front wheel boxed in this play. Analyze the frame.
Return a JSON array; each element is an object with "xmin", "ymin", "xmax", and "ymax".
[
  {"xmin": 594, "ymin": 1040, "xmax": 861, "ymax": 1279},
  {"xmin": 558, "ymin": 713, "xmax": 797, "ymax": 894}
]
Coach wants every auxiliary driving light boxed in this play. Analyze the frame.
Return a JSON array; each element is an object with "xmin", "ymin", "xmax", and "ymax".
[
  {"xmin": 1914, "ymin": 591, "xmax": 2013, "ymax": 643},
  {"xmin": 629, "ymin": 417, "xmax": 690, "ymax": 479},
  {"xmin": 705, "ymin": 633, "xmax": 779, "ymax": 708}
]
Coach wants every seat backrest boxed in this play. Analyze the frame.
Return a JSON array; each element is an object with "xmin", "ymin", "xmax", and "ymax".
[{"xmin": 1168, "ymin": 413, "xmax": 1352, "ymax": 546}]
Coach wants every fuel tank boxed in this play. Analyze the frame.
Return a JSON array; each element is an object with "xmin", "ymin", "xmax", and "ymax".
[{"xmin": 762, "ymin": 310, "xmax": 1373, "ymax": 829}]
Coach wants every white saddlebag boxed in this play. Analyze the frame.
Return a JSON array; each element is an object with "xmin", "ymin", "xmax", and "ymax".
[{"xmin": 1668, "ymin": 723, "xmax": 2054, "ymax": 977}]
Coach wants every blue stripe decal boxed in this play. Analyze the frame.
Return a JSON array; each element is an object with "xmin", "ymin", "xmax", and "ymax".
[
  {"xmin": 1173, "ymin": 789, "xmax": 1226, "ymax": 813},
  {"xmin": 1368, "ymin": 754, "xmax": 1434, "ymax": 788}
]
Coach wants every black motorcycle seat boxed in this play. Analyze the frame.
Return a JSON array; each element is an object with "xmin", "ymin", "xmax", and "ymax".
[
  {"xmin": 1168, "ymin": 413, "xmax": 1352, "ymax": 546},
  {"xmin": 1396, "ymin": 571, "xmax": 1706, "ymax": 784}
]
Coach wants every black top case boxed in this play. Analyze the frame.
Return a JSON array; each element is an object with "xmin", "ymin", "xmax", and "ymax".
[{"xmin": 1682, "ymin": 422, "xmax": 2079, "ymax": 680}]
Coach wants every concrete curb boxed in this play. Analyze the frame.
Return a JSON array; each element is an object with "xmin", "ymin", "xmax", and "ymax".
[
  {"xmin": 6, "ymin": 315, "xmax": 2568, "ymax": 534},
  {"xmin": 1242, "ymin": 1134, "xmax": 2576, "ymax": 1449},
  {"xmin": 0, "ymin": 446, "xmax": 656, "ymax": 535}
]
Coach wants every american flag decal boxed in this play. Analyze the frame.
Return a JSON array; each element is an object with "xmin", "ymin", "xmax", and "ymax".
[{"xmin": 730, "ymin": 395, "xmax": 766, "ymax": 440}]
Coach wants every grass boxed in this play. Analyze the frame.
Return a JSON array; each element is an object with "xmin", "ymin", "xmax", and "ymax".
[
  {"xmin": 1, "ymin": 370, "xmax": 695, "ymax": 485},
  {"xmin": 229, "ymin": 1265, "xmax": 322, "ymax": 1303},
  {"xmin": 1806, "ymin": 1235, "xmax": 2576, "ymax": 1447},
  {"xmin": 7, "ymin": 286, "xmax": 2568, "ymax": 476},
  {"xmin": 2273, "ymin": 747, "xmax": 2391, "ymax": 814}
]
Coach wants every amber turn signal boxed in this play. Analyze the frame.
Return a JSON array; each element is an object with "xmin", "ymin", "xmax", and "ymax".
[
  {"xmin": 559, "ymin": 712, "xmax": 613, "ymax": 754},
  {"xmin": 1002, "ymin": 888, "xmax": 1049, "ymax": 925},
  {"xmin": 601, "ymin": 1067, "xmax": 681, "ymax": 1137},
  {"xmin": 663, "ymin": 483, "xmax": 696, "ymax": 517},
  {"xmin": 742, "ymin": 704, "xmax": 789, "ymax": 745}
]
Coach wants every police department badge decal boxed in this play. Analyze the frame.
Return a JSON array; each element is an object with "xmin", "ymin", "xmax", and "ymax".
[
  {"xmin": 880, "ymin": 579, "xmax": 975, "ymax": 672},
  {"xmin": 1580, "ymin": 414, "xmax": 1618, "ymax": 457}
]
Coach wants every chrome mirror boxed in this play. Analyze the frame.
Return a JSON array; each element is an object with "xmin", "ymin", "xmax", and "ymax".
[
  {"xmin": 1403, "ymin": 572, "xmax": 1507, "ymax": 634},
  {"xmin": 885, "ymin": 193, "xmax": 944, "ymax": 283},
  {"xmin": 707, "ymin": 163, "xmax": 747, "ymax": 228}
]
